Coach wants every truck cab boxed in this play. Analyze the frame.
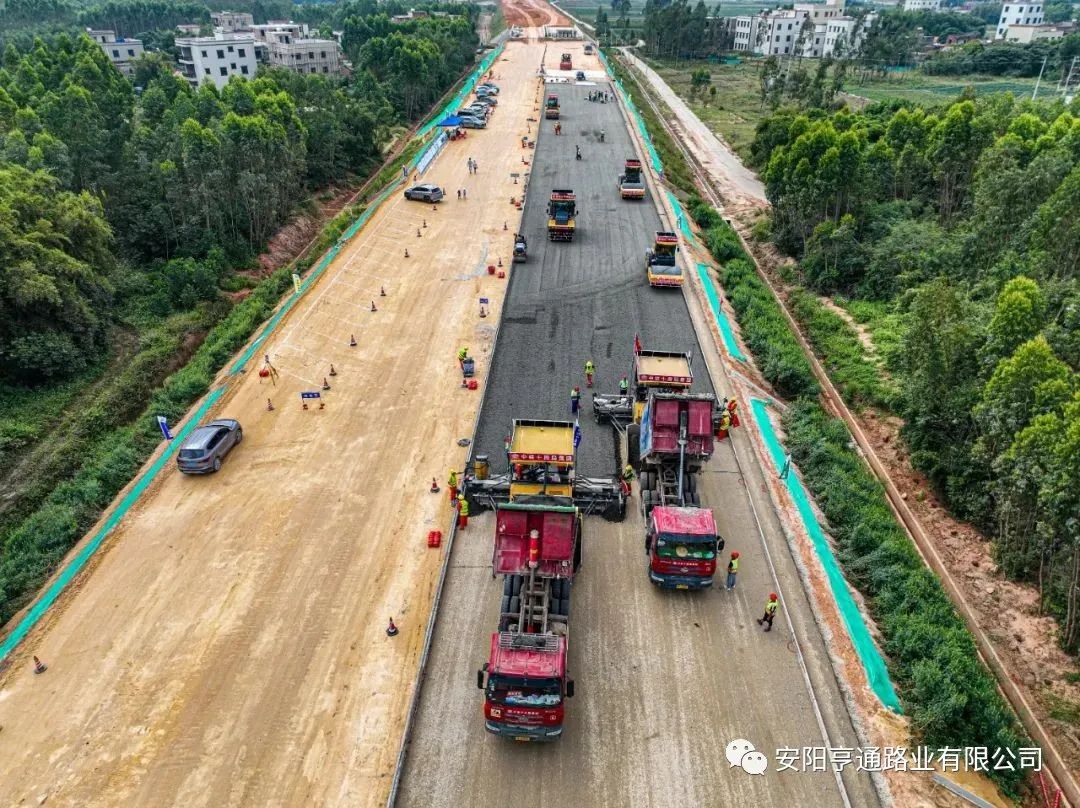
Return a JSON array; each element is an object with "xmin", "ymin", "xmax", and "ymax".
[
  {"xmin": 545, "ymin": 93, "xmax": 560, "ymax": 119},
  {"xmin": 646, "ymin": 505, "xmax": 718, "ymax": 589},
  {"xmin": 547, "ymin": 190, "xmax": 576, "ymax": 242},
  {"xmin": 619, "ymin": 158, "xmax": 645, "ymax": 200},
  {"xmin": 646, "ymin": 231, "xmax": 682, "ymax": 287},
  {"xmin": 560, "ymin": 53, "xmax": 572, "ymax": 70},
  {"xmin": 478, "ymin": 500, "xmax": 580, "ymax": 741}
]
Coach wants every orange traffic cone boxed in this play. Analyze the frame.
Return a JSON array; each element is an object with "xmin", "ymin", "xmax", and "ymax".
[
  {"xmin": 498, "ymin": 256, "xmax": 503, "ymax": 267},
  {"xmin": 380, "ymin": 286, "xmax": 386, "ymax": 297},
  {"xmin": 267, "ymin": 398, "xmax": 275, "ymax": 411},
  {"xmin": 416, "ymin": 228, "xmax": 422, "ymax": 238},
  {"xmin": 430, "ymin": 477, "xmax": 440, "ymax": 493},
  {"xmin": 404, "ymin": 248, "xmax": 410, "ymax": 258},
  {"xmin": 480, "ymin": 306, "xmax": 487, "ymax": 318},
  {"xmin": 350, "ymin": 334, "xmax": 357, "ymax": 347},
  {"xmin": 329, "ymin": 364, "xmax": 337, "ymax": 377},
  {"xmin": 387, "ymin": 618, "xmax": 399, "ymax": 637},
  {"xmin": 371, "ymin": 301, "xmax": 377, "ymax": 312},
  {"xmin": 322, "ymin": 377, "xmax": 331, "ymax": 391},
  {"xmin": 423, "ymin": 219, "xmax": 427, "ymax": 229},
  {"xmin": 33, "ymin": 655, "xmax": 47, "ymax": 674},
  {"xmin": 504, "ymin": 221, "xmax": 508, "ymax": 231}
]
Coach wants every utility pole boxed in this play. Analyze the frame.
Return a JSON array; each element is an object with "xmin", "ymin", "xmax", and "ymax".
[
  {"xmin": 1032, "ymin": 54, "xmax": 1047, "ymax": 101},
  {"xmin": 1060, "ymin": 56, "xmax": 1079, "ymax": 103}
]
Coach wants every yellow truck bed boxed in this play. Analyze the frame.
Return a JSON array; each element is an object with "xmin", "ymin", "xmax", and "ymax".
[
  {"xmin": 636, "ymin": 353, "xmax": 692, "ymax": 385},
  {"xmin": 509, "ymin": 421, "xmax": 575, "ymax": 465}
]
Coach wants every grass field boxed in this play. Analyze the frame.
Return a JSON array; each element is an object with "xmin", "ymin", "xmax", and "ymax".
[{"xmin": 643, "ymin": 56, "xmax": 1043, "ymax": 160}]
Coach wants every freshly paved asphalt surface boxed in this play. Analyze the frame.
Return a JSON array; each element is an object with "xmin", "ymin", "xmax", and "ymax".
[
  {"xmin": 471, "ymin": 81, "xmax": 711, "ymax": 476},
  {"xmin": 396, "ymin": 67, "xmax": 879, "ymax": 808}
]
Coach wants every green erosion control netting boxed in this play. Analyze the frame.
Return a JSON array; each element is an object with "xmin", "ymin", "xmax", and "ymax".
[
  {"xmin": 598, "ymin": 49, "xmax": 662, "ymax": 173},
  {"xmin": 694, "ymin": 263, "xmax": 747, "ymax": 362},
  {"xmin": 418, "ymin": 44, "xmax": 506, "ymax": 139},
  {"xmin": 750, "ymin": 398, "xmax": 903, "ymax": 713}
]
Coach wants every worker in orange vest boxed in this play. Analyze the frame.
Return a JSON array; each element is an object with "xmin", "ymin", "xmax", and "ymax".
[
  {"xmin": 757, "ymin": 593, "xmax": 779, "ymax": 632},
  {"xmin": 447, "ymin": 469, "xmax": 458, "ymax": 503},
  {"xmin": 727, "ymin": 398, "xmax": 740, "ymax": 428},
  {"xmin": 716, "ymin": 412, "xmax": 731, "ymax": 440}
]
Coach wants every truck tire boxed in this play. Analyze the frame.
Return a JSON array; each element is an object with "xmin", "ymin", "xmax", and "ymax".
[
  {"xmin": 509, "ymin": 595, "xmax": 520, "ymax": 616},
  {"xmin": 687, "ymin": 491, "xmax": 699, "ymax": 507},
  {"xmin": 503, "ymin": 576, "xmax": 513, "ymax": 596},
  {"xmin": 551, "ymin": 579, "xmax": 563, "ymax": 600},
  {"xmin": 626, "ymin": 424, "xmax": 640, "ymax": 471},
  {"xmin": 687, "ymin": 473, "xmax": 698, "ymax": 494},
  {"xmin": 501, "ymin": 594, "xmax": 511, "ymax": 614},
  {"xmin": 559, "ymin": 598, "xmax": 570, "ymax": 619},
  {"xmin": 512, "ymin": 575, "xmax": 523, "ymax": 596}
]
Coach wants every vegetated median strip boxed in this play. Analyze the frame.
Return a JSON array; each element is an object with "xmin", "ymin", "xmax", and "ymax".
[
  {"xmin": 751, "ymin": 397, "xmax": 901, "ymax": 712},
  {"xmin": 0, "ymin": 116, "xmax": 429, "ymax": 665}
]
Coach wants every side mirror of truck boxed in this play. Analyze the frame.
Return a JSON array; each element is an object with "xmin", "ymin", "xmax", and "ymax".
[{"xmin": 566, "ymin": 679, "xmax": 575, "ymax": 698}]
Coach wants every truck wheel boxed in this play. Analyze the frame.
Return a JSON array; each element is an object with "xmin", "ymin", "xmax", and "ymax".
[
  {"xmin": 509, "ymin": 595, "xmax": 520, "ymax": 616},
  {"xmin": 687, "ymin": 473, "xmax": 698, "ymax": 494},
  {"xmin": 626, "ymin": 424, "xmax": 640, "ymax": 471},
  {"xmin": 687, "ymin": 491, "xmax": 700, "ymax": 507},
  {"xmin": 551, "ymin": 579, "xmax": 563, "ymax": 600},
  {"xmin": 501, "ymin": 594, "xmax": 511, "ymax": 614},
  {"xmin": 512, "ymin": 575, "xmax": 522, "ymax": 596},
  {"xmin": 558, "ymin": 599, "xmax": 570, "ymax": 619},
  {"xmin": 503, "ymin": 576, "xmax": 513, "ymax": 597}
]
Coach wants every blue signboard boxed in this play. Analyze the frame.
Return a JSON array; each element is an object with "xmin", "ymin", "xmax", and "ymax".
[
  {"xmin": 156, "ymin": 415, "xmax": 173, "ymax": 441},
  {"xmin": 300, "ymin": 391, "xmax": 321, "ymax": 400},
  {"xmin": 573, "ymin": 421, "xmax": 582, "ymax": 449}
]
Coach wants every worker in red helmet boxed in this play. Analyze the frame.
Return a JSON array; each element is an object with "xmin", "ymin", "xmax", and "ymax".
[
  {"xmin": 726, "ymin": 551, "xmax": 740, "ymax": 591},
  {"xmin": 757, "ymin": 593, "xmax": 779, "ymax": 632}
]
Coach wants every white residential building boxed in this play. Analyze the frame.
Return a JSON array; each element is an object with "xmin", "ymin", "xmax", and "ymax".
[
  {"xmin": 210, "ymin": 11, "xmax": 254, "ymax": 32},
  {"xmin": 252, "ymin": 21, "xmax": 308, "ymax": 44},
  {"xmin": 268, "ymin": 38, "xmax": 343, "ymax": 75},
  {"xmin": 760, "ymin": 9, "xmax": 810, "ymax": 56},
  {"xmin": 904, "ymin": 0, "xmax": 942, "ymax": 10},
  {"xmin": 996, "ymin": 2, "xmax": 1044, "ymax": 38},
  {"xmin": 732, "ymin": 15, "xmax": 762, "ymax": 51},
  {"xmin": 176, "ymin": 34, "xmax": 258, "ymax": 88},
  {"xmin": 87, "ymin": 29, "xmax": 144, "ymax": 78}
]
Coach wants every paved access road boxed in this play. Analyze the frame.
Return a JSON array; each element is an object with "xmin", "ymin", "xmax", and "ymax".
[{"xmin": 396, "ymin": 40, "xmax": 878, "ymax": 808}]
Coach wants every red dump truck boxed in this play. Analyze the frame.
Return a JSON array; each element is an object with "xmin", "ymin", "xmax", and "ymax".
[
  {"xmin": 476, "ymin": 421, "xmax": 581, "ymax": 741},
  {"xmin": 560, "ymin": 53, "xmax": 572, "ymax": 70},
  {"xmin": 592, "ymin": 347, "xmax": 720, "ymax": 589}
]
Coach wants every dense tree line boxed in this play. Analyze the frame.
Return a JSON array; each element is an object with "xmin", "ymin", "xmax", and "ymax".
[
  {"xmin": 0, "ymin": 13, "xmax": 476, "ymax": 383},
  {"xmin": 923, "ymin": 35, "xmax": 1080, "ymax": 77},
  {"xmin": 640, "ymin": 0, "xmax": 726, "ymax": 59},
  {"xmin": 752, "ymin": 93, "xmax": 1080, "ymax": 651}
]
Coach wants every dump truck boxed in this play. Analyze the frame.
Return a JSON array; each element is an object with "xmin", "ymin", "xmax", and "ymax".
[
  {"xmin": 547, "ymin": 190, "xmax": 576, "ymax": 242},
  {"xmin": 513, "ymin": 233, "xmax": 528, "ymax": 263},
  {"xmin": 646, "ymin": 231, "xmax": 682, "ymax": 287},
  {"xmin": 560, "ymin": 53, "xmax": 572, "ymax": 70},
  {"xmin": 477, "ymin": 497, "xmax": 580, "ymax": 740},
  {"xmin": 545, "ymin": 93, "xmax": 560, "ymax": 119},
  {"xmin": 619, "ymin": 158, "xmax": 645, "ymax": 200},
  {"xmin": 591, "ymin": 345, "xmax": 721, "ymax": 588},
  {"xmin": 463, "ymin": 419, "xmax": 625, "ymax": 520}
]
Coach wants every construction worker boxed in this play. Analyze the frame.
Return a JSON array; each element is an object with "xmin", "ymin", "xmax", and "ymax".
[
  {"xmin": 619, "ymin": 376, "xmax": 629, "ymax": 395},
  {"xmin": 726, "ymin": 551, "xmax": 740, "ymax": 590},
  {"xmin": 584, "ymin": 359, "xmax": 595, "ymax": 388},
  {"xmin": 457, "ymin": 494, "xmax": 470, "ymax": 529},
  {"xmin": 447, "ymin": 469, "xmax": 458, "ymax": 503},
  {"xmin": 757, "ymin": 593, "xmax": 779, "ymax": 632},
  {"xmin": 600, "ymin": 129, "xmax": 605, "ymax": 142},
  {"xmin": 620, "ymin": 463, "xmax": 635, "ymax": 497},
  {"xmin": 457, "ymin": 347, "xmax": 469, "ymax": 369},
  {"xmin": 576, "ymin": 145, "xmax": 581, "ymax": 160},
  {"xmin": 716, "ymin": 411, "xmax": 731, "ymax": 440},
  {"xmin": 728, "ymin": 397, "xmax": 740, "ymax": 428},
  {"xmin": 634, "ymin": 334, "xmax": 642, "ymax": 354},
  {"xmin": 570, "ymin": 386, "xmax": 581, "ymax": 415}
]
